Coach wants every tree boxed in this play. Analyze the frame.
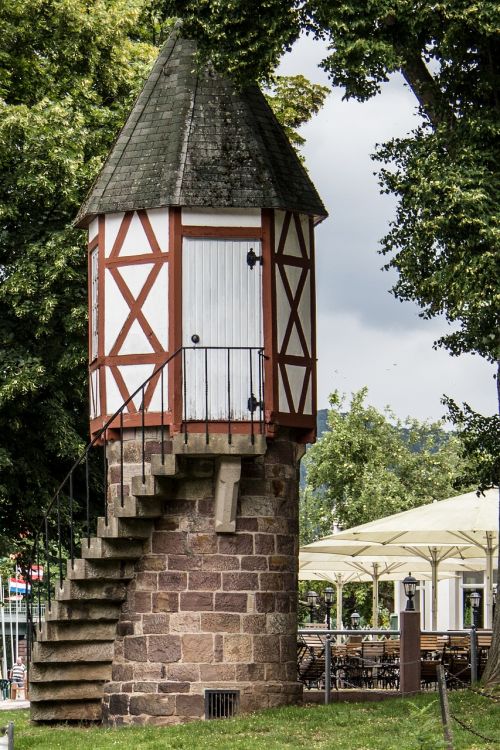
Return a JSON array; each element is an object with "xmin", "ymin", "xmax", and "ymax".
[
  {"xmin": 163, "ymin": 0, "xmax": 500, "ymax": 686},
  {"xmin": 0, "ymin": 0, "xmax": 161, "ymax": 554},
  {"xmin": 302, "ymin": 388, "xmax": 471, "ymax": 542},
  {"xmin": 0, "ymin": 1, "xmax": 328, "ymax": 554}
]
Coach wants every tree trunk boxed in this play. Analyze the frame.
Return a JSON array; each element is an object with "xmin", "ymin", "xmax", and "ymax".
[{"xmin": 481, "ymin": 361, "xmax": 500, "ymax": 687}]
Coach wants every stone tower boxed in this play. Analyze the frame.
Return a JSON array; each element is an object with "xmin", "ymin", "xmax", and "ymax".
[{"xmin": 29, "ymin": 29, "xmax": 327, "ymax": 724}]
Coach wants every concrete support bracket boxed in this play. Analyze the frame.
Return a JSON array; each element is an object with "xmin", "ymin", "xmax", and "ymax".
[{"xmin": 214, "ymin": 456, "xmax": 242, "ymax": 533}]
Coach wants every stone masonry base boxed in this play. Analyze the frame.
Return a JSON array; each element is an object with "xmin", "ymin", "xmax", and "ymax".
[{"xmin": 102, "ymin": 431, "xmax": 303, "ymax": 725}]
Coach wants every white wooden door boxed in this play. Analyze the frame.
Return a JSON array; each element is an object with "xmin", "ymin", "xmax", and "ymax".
[{"xmin": 182, "ymin": 238, "xmax": 263, "ymax": 420}]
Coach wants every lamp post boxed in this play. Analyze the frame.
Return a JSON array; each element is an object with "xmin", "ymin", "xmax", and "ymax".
[
  {"xmin": 402, "ymin": 574, "xmax": 418, "ymax": 612},
  {"xmin": 324, "ymin": 587, "xmax": 334, "ymax": 630},
  {"xmin": 469, "ymin": 590, "xmax": 481, "ymax": 629},
  {"xmin": 350, "ymin": 611, "xmax": 360, "ymax": 630},
  {"xmin": 307, "ymin": 590, "xmax": 318, "ymax": 624}
]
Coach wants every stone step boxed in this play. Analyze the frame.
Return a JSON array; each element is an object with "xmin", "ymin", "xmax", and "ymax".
[
  {"xmin": 150, "ymin": 453, "xmax": 182, "ymax": 477},
  {"xmin": 66, "ymin": 558, "xmax": 135, "ymax": 582},
  {"xmin": 113, "ymin": 494, "xmax": 163, "ymax": 519},
  {"xmin": 32, "ymin": 640, "xmax": 114, "ymax": 664},
  {"xmin": 56, "ymin": 579, "xmax": 127, "ymax": 603},
  {"xmin": 39, "ymin": 620, "xmax": 116, "ymax": 643},
  {"xmin": 131, "ymin": 474, "xmax": 171, "ymax": 498},
  {"xmin": 44, "ymin": 600, "xmax": 121, "ymax": 622},
  {"xmin": 81, "ymin": 536, "xmax": 144, "ymax": 560},
  {"xmin": 29, "ymin": 681, "xmax": 104, "ymax": 702},
  {"xmin": 30, "ymin": 662, "xmax": 112, "ymax": 683},
  {"xmin": 96, "ymin": 516, "xmax": 153, "ymax": 540},
  {"xmin": 30, "ymin": 699, "xmax": 102, "ymax": 722}
]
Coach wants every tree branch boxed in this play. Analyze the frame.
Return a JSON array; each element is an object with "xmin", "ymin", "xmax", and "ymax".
[{"xmin": 398, "ymin": 47, "xmax": 456, "ymax": 130}]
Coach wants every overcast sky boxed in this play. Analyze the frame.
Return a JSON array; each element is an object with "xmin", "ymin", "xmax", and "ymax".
[{"xmin": 278, "ymin": 36, "xmax": 497, "ymax": 423}]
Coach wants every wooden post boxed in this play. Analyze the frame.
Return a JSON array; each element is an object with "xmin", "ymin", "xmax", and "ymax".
[
  {"xmin": 399, "ymin": 610, "xmax": 420, "ymax": 695},
  {"xmin": 437, "ymin": 665, "xmax": 454, "ymax": 750}
]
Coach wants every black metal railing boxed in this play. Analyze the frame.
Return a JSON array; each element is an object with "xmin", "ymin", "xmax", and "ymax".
[{"xmin": 24, "ymin": 345, "xmax": 265, "ymax": 662}]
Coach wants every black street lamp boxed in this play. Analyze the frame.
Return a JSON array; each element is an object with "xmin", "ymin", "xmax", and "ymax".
[
  {"xmin": 469, "ymin": 590, "xmax": 481, "ymax": 629},
  {"xmin": 403, "ymin": 574, "xmax": 418, "ymax": 612},
  {"xmin": 493, "ymin": 586, "xmax": 497, "ymax": 619},
  {"xmin": 351, "ymin": 611, "xmax": 360, "ymax": 629},
  {"xmin": 307, "ymin": 590, "xmax": 318, "ymax": 624},
  {"xmin": 324, "ymin": 586, "xmax": 334, "ymax": 630}
]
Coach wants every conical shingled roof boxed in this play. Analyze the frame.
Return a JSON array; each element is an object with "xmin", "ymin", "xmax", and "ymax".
[{"xmin": 75, "ymin": 31, "xmax": 327, "ymax": 227}]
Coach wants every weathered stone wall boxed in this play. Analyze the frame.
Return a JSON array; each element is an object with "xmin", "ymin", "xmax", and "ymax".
[{"xmin": 103, "ymin": 431, "xmax": 303, "ymax": 725}]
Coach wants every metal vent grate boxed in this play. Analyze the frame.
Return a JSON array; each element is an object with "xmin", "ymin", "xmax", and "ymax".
[{"xmin": 205, "ymin": 689, "xmax": 240, "ymax": 720}]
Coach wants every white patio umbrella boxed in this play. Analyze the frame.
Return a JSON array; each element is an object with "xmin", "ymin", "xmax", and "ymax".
[
  {"xmin": 299, "ymin": 549, "xmax": 481, "ymax": 628},
  {"xmin": 330, "ymin": 488, "xmax": 498, "ymax": 627}
]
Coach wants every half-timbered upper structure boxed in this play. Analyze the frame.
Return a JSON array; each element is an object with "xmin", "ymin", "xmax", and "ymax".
[{"xmin": 76, "ymin": 31, "xmax": 327, "ymax": 442}]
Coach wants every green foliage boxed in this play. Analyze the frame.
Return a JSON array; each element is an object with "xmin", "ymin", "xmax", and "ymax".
[
  {"xmin": 0, "ymin": 1, "xmax": 328, "ymax": 552},
  {"xmin": 302, "ymin": 388, "xmax": 471, "ymax": 537},
  {"xmin": 0, "ymin": 0, "xmax": 160, "ymax": 553},
  {"xmin": 3, "ymin": 691, "xmax": 500, "ymax": 749},
  {"xmin": 265, "ymin": 75, "xmax": 329, "ymax": 149},
  {"xmin": 166, "ymin": 0, "xmax": 500, "ymax": 363}
]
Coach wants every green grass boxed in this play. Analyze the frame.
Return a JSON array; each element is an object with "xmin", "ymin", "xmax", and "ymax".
[{"xmin": 1, "ymin": 692, "xmax": 499, "ymax": 750}]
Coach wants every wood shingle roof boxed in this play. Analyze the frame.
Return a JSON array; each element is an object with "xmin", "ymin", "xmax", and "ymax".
[{"xmin": 76, "ymin": 30, "xmax": 327, "ymax": 227}]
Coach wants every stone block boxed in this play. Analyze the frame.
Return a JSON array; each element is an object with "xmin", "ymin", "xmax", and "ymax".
[
  {"xmin": 215, "ymin": 593, "xmax": 248, "ymax": 613},
  {"xmin": 254, "ymin": 533, "xmax": 276, "ymax": 555},
  {"xmin": 159, "ymin": 681, "xmax": 190, "ymax": 693},
  {"xmin": 242, "ymin": 614, "xmax": 267, "ymax": 633},
  {"xmin": 135, "ymin": 572, "xmax": 158, "ymax": 590},
  {"xmin": 235, "ymin": 517, "xmax": 259, "ymax": 531},
  {"xmin": 188, "ymin": 533, "xmax": 218, "ymax": 554},
  {"xmin": 166, "ymin": 664, "xmax": 200, "ymax": 682},
  {"xmin": 222, "ymin": 572, "xmax": 258, "ymax": 591},
  {"xmin": 152, "ymin": 532, "xmax": 188, "ymax": 555},
  {"xmin": 135, "ymin": 555, "xmax": 167, "ymax": 572},
  {"xmin": 153, "ymin": 591, "xmax": 179, "ymax": 612},
  {"xmin": 269, "ymin": 555, "xmax": 293, "ymax": 572},
  {"xmin": 276, "ymin": 535, "xmax": 296, "ymax": 555},
  {"xmin": 280, "ymin": 635, "xmax": 297, "ymax": 662},
  {"xmin": 188, "ymin": 571, "xmax": 221, "ymax": 590},
  {"xmin": 124, "ymin": 636, "xmax": 148, "ymax": 662},
  {"xmin": 235, "ymin": 663, "xmax": 265, "ymax": 682},
  {"xmin": 182, "ymin": 634, "xmax": 214, "ymax": 663},
  {"xmin": 240, "ymin": 555, "xmax": 268, "ymax": 571},
  {"xmin": 168, "ymin": 554, "xmax": 203, "ymax": 571},
  {"xmin": 175, "ymin": 694, "xmax": 204, "ymax": 718},
  {"xmin": 266, "ymin": 613, "xmax": 295, "ymax": 634},
  {"xmin": 196, "ymin": 498, "xmax": 215, "ymax": 516},
  {"xmin": 254, "ymin": 635, "xmax": 281, "ymax": 663},
  {"xmin": 158, "ymin": 571, "xmax": 188, "ymax": 590},
  {"xmin": 169, "ymin": 612, "xmax": 201, "ymax": 633},
  {"xmin": 200, "ymin": 664, "xmax": 236, "ymax": 681},
  {"xmin": 259, "ymin": 572, "xmax": 284, "ymax": 591},
  {"xmin": 223, "ymin": 634, "xmax": 252, "ymax": 663},
  {"xmin": 112, "ymin": 664, "xmax": 134, "ymax": 681},
  {"xmin": 255, "ymin": 593, "xmax": 275, "ymax": 612},
  {"xmin": 132, "ymin": 663, "xmax": 163, "ymax": 681},
  {"xmin": 265, "ymin": 663, "xmax": 288, "ymax": 681},
  {"xmin": 132, "ymin": 591, "xmax": 152, "ymax": 613},
  {"xmin": 258, "ymin": 517, "xmax": 288, "ymax": 534},
  {"xmin": 132, "ymin": 682, "xmax": 158, "ymax": 693},
  {"xmin": 142, "ymin": 614, "xmax": 170, "ymax": 634},
  {"xmin": 217, "ymin": 534, "xmax": 253, "ymax": 555},
  {"xmin": 109, "ymin": 693, "xmax": 131, "ymax": 717},
  {"xmin": 202, "ymin": 554, "xmax": 239, "ymax": 571},
  {"xmin": 180, "ymin": 592, "xmax": 213, "ymax": 611},
  {"xmin": 239, "ymin": 496, "xmax": 276, "ymax": 517},
  {"xmin": 130, "ymin": 694, "xmax": 175, "ymax": 716},
  {"xmin": 201, "ymin": 613, "xmax": 241, "ymax": 633},
  {"xmin": 117, "ymin": 621, "xmax": 135, "ymax": 637},
  {"xmin": 148, "ymin": 635, "xmax": 181, "ymax": 663},
  {"xmin": 276, "ymin": 593, "xmax": 293, "ymax": 613}
]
